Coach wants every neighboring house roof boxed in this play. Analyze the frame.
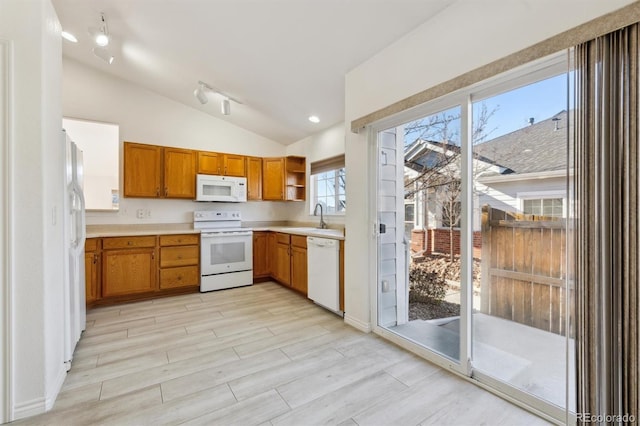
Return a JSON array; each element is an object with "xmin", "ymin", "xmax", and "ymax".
[{"xmin": 474, "ymin": 110, "xmax": 569, "ymax": 175}]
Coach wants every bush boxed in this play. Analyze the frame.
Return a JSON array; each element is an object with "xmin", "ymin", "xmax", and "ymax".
[{"xmin": 409, "ymin": 262, "xmax": 448, "ymax": 303}]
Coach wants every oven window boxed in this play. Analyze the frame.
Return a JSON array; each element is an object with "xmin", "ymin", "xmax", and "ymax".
[
  {"xmin": 203, "ymin": 184, "xmax": 232, "ymax": 196},
  {"xmin": 210, "ymin": 242, "xmax": 245, "ymax": 264}
]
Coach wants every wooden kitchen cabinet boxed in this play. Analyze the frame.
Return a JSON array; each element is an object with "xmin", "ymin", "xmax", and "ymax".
[
  {"xmin": 274, "ymin": 233, "xmax": 291, "ymax": 285},
  {"xmin": 252, "ymin": 231, "xmax": 270, "ymax": 280},
  {"xmin": 262, "ymin": 156, "xmax": 306, "ymax": 201},
  {"xmin": 267, "ymin": 232, "xmax": 277, "ymax": 275},
  {"xmin": 124, "ymin": 142, "xmax": 196, "ymax": 199},
  {"xmin": 102, "ymin": 236, "xmax": 157, "ymax": 298},
  {"xmin": 262, "ymin": 157, "xmax": 285, "ymax": 200},
  {"xmin": 246, "ymin": 157, "xmax": 263, "ymax": 200},
  {"xmin": 84, "ymin": 238, "xmax": 101, "ymax": 307},
  {"xmin": 164, "ymin": 148, "xmax": 196, "ymax": 198},
  {"xmin": 290, "ymin": 235, "xmax": 307, "ymax": 295},
  {"xmin": 197, "ymin": 151, "xmax": 221, "ymax": 175},
  {"xmin": 197, "ymin": 151, "xmax": 246, "ymax": 177},
  {"xmin": 285, "ymin": 156, "xmax": 306, "ymax": 201},
  {"xmin": 159, "ymin": 234, "xmax": 200, "ymax": 289},
  {"xmin": 123, "ymin": 142, "xmax": 162, "ymax": 197}
]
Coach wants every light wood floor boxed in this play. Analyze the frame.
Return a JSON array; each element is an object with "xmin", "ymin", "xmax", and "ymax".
[{"xmin": 19, "ymin": 282, "xmax": 550, "ymax": 425}]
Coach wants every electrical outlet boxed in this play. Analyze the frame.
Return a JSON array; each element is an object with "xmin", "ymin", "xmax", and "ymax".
[
  {"xmin": 145, "ymin": 209, "xmax": 151, "ymax": 219},
  {"xmin": 136, "ymin": 209, "xmax": 145, "ymax": 219}
]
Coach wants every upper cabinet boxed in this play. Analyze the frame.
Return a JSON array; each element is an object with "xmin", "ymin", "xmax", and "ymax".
[
  {"xmin": 123, "ymin": 142, "xmax": 195, "ymax": 199},
  {"xmin": 197, "ymin": 151, "xmax": 246, "ymax": 177},
  {"xmin": 285, "ymin": 156, "xmax": 306, "ymax": 201},
  {"xmin": 123, "ymin": 142, "xmax": 163, "ymax": 197},
  {"xmin": 262, "ymin": 157, "xmax": 285, "ymax": 200},
  {"xmin": 246, "ymin": 157, "xmax": 263, "ymax": 200},
  {"xmin": 124, "ymin": 142, "xmax": 305, "ymax": 202}
]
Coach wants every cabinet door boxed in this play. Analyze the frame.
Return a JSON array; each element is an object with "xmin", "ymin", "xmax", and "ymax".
[
  {"xmin": 102, "ymin": 248, "xmax": 157, "ymax": 297},
  {"xmin": 123, "ymin": 142, "xmax": 162, "ymax": 197},
  {"xmin": 246, "ymin": 157, "xmax": 263, "ymax": 200},
  {"xmin": 267, "ymin": 232, "xmax": 277, "ymax": 276},
  {"xmin": 262, "ymin": 157, "xmax": 285, "ymax": 200},
  {"xmin": 223, "ymin": 154, "xmax": 246, "ymax": 177},
  {"xmin": 275, "ymin": 242, "xmax": 291, "ymax": 285},
  {"xmin": 252, "ymin": 232, "xmax": 269, "ymax": 278},
  {"xmin": 164, "ymin": 148, "xmax": 196, "ymax": 198},
  {"xmin": 291, "ymin": 246, "xmax": 307, "ymax": 295},
  {"xmin": 84, "ymin": 251, "xmax": 100, "ymax": 305},
  {"xmin": 197, "ymin": 151, "xmax": 221, "ymax": 175}
]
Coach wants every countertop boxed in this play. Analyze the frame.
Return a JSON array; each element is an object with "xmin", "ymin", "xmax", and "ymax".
[{"xmin": 86, "ymin": 223, "xmax": 345, "ymax": 240}]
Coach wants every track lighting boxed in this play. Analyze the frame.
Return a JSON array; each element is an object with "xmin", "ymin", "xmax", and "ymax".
[
  {"xmin": 194, "ymin": 83, "xmax": 209, "ymax": 104},
  {"xmin": 193, "ymin": 81, "xmax": 242, "ymax": 115},
  {"xmin": 93, "ymin": 13, "xmax": 110, "ymax": 47},
  {"xmin": 93, "ymin": 47, "xmax": 114, "ymax": 64},
  {"xmin": 221, "ymin": 98, "xmax": 231, "ymax": 115}
]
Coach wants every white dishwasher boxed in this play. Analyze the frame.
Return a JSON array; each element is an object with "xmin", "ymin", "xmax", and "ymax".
[{"xmin": 307, "ymin": 236, "xmax": 341, "ymax": 314}]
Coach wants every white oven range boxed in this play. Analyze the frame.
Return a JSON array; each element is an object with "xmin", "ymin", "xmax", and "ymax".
[{"xmin": 194, "ymin": 210, "xmax": 253, "ymax": 292}]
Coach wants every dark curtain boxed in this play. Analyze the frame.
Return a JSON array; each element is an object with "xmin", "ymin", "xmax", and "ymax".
[{"xmin": 574, "ymin": 23, "xmax": 639, "ymax": 423}]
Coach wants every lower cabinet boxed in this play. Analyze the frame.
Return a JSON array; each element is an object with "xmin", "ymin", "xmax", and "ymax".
[
  {"xmin": 290, "ymin": 236, "xmax": 307, "ymax": 295},
  {"xmin": 102, "ymin": 236, "xmax": 157, "ymax": 298},
  {"xmin": 85, "ymin": 238, "xmax": 101, "ymax": 306},
  {"xmin": 253, "ymin": 231, "xmax": 342, "ymax": 307},
  {"xmin": 159, "ymin": 234, "xmax": 200, "ymax": 289},
  {"xmin": 252, "ymin": 231, "xmax": 270, "ymax": 279},
  {"xmin": 85, "ymin": 233, "xmax": 200, "ymax": 307}
]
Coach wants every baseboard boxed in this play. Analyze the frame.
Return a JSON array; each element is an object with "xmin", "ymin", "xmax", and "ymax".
[
  {"xmin": 344, "ymin": 314, "xmax": 372, "ymax": 333},
  {"xmin": 45, "ymin": 366, "xmax": 67, "ymax": 411},
  {"xmin": 12, "ymin": 396, "xmax": 46, "ymax": 420}
]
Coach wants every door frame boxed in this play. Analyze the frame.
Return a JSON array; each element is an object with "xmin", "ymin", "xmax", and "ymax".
[{"xmin": 0, "ymin": 38, "xmax": 13, "ymax": 423}]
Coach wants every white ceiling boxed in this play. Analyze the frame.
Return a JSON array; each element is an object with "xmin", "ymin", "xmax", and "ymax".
[{"xmin": 52, "ymin": 0, "xmax": 456, "ymax": 145}]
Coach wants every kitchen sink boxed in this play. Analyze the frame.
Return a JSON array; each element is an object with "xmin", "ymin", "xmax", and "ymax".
[{"xmin": 276, "ymin": 227, "xmax": 343, "ymax": 238}]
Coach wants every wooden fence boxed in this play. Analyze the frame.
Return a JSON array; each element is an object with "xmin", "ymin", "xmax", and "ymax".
[{"xmin": 480, "ymin": 205, "xmax": 574, "ymax": 336}]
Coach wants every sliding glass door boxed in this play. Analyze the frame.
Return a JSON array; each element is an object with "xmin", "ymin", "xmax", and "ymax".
[{"xmin": 372, "ymin": 52, "xmax": 574, "ymax": 421}]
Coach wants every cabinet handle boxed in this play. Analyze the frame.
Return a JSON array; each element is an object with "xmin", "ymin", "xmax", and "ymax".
[
  {"xmin": 164, "ymin": 187, "xmax": 168, "ymax": 196},
  {"xmin": 152, "ymin": 252, "xmax": 155, "ymax": 260},
  {"xmin": 156, "ymin": 187, "xmax": 160, "ymax": 196},
  {"xmin": 218, "ymin": 167, "xmax": 221, "ymax": 174},
  {"xmin": 127, "ymin": 241, "xmax": 132, "ymax": 246},
  {"xmin": 177, "ymin": 275, "xmax": 182, "ymax": 281},
  {"xmin": 93, "ymin": 254, "xmax": 98, "ymax": 264},
  {"xmin": 224, "ymin": 166, "xmax": 227, "ymax": 174}
]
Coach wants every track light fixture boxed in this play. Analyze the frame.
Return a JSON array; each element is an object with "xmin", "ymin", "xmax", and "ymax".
[
  {"xmin": 94, "ymin": 13, "xmax": 110, "ymax": 47},
  {"xmin": 93, "ymin": 47, "xmax": 114, "ymax": 64},
  {"xmin": 221, "ymin": 98, "xmax": 231, "ymax": 115},
  {"xmin": 193, "ymin": 81, "xmax": 242, "ymax": 115}
]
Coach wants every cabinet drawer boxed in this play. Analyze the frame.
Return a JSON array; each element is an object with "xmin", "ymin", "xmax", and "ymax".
[
  {"xmin": 85, "ymin": 238, "xmax": 100, "ymax": 252},
  {"xmin": 291, "ymin": 235, "xmax": 307, "ymax": 248},
  {"xmin": 160, "ymin": 266, "xmax": 200, "ymax": 289},
  {"xmin": 159, "ymin": 234, "xmax": 199, "ymax": 247},
  {"xmin": 276, "ymin": 233, "xmax": 291, "ymax": 245},
  {"xmin": 160, "ymin": 246, "xmax": 199, "ymax": 268},
  {"xmin": 102, "ymin": 236, "xmax": 156, "ymax": 250}
]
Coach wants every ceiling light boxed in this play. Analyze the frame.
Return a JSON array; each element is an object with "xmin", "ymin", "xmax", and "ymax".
[
  {"xmin": 308, "ymin": 115, "xmax": 320, "ymax": 123},
  {"xmin": 93, "ymin": 13, "xmax": 110, "ymax": 47},
  {"xmin": 194, "ymin": 83, "xmax": 208, "ymax": 104},
  {"xmin": 61, "ymin": 31, "xmax": 78, "ymax": 43},
  {"xmin": 221, "ymin": 98, "xmax": 231, "ymax": 115},
  {"xmin": 93, "ymin": 47, "xmax": 114, "ymax": 64},
  {"xmin": 193, "ymin": 81, "xmax": 243, "ymax": 114}
]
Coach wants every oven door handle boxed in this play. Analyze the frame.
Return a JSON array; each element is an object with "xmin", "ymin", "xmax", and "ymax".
[{"xmin": 201, "ymin": 231, "xmax": 253, "ymax": 238}]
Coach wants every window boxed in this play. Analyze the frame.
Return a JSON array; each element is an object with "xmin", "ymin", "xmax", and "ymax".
[
  {"xmin": 522, "ymin": 198, "xmax": 563, "ymax": 217},
  {"xmin": 310, "ymin": 154, "xmax": 346, "ymax": 215}
]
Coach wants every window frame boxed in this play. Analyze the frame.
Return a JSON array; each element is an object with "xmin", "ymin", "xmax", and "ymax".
[
  {"xmin": 310, "ymin": 166, "xmax": 346, "ymax": 216},
  {"xmin": 517, "ymin": 190, "xmax": 567, "ymax": 218}
]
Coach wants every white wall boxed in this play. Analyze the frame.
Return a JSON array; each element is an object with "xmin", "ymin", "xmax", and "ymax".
[
  {"xmin": 62, "ymin": 58, "xmax": 295, "ymax": 225},
  {"xmin": 343, "ymin": 0, "xmax": 635, "ymax": 332},
  {"xmin": 0, "ymin": 0, "xmax": 66, "ymax": 420},
  {"xmin": 285, "ymin": 122, "xmax": 346, "ymax": 226}
]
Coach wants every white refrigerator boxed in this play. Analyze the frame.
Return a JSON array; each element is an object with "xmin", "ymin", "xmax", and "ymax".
[{"xmin": 63, "ymin": 130, "xmax": 86, "ymax": 369}]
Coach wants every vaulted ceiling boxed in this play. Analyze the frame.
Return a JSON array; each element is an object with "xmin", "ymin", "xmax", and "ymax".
[{"xmin": 52, "ymin": 0, "xmax": 456, "ymax": 144}]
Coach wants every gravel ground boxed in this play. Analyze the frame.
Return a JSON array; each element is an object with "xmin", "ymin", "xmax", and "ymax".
[{"xmin": 409, "ymin": 299, "xmax": 460, "ymax": 321}]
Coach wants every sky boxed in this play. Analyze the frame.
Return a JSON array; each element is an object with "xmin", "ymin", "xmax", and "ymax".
[{"xmin": 404, "ymin": 73, "xmax": 569, "ymax": 145}]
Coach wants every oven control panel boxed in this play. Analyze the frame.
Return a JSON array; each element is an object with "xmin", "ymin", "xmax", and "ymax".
[{"xmin": 194, "ymin": 210, "xmax": 241, "ymax": 222}]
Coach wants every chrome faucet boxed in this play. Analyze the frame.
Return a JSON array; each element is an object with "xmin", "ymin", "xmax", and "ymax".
[{"xmin": 313, "ymin": 203, "xmax": 327, "ymax": 229}]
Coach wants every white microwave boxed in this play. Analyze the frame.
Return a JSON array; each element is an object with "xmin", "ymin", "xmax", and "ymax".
[{"xmin": 196, "ymin": 174, "xmax": 247, "ymax": 202}]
